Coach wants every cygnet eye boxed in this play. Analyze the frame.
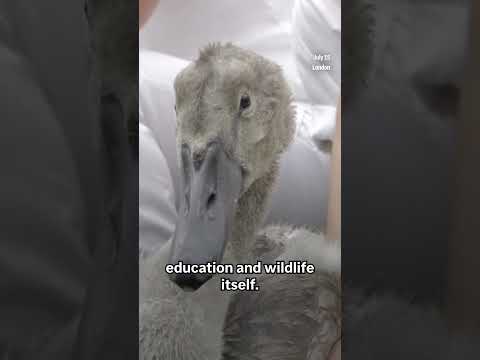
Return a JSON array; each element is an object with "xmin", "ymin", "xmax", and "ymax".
[{"xmin": 239, "ymin": 94, "xmax": 251, "ymax": 111}]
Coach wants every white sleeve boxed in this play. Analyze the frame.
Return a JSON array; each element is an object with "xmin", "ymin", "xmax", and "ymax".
[
  {"xmin": 139, "ymin": 123, "xmax": 177, "ymax": 258},
  {"xmin": 139, "ymin": 50, "xmax": 190, "ymax": 208}
]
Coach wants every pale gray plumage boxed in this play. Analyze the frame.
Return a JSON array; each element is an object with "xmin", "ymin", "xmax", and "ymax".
[
  {"xmin": 139, "ymin": 43, "xmax": 341, "ymax": 360},
  {"xmin": 222, "ymin": 228, "xmax": 341, "ymax": 360},
  {"xmin": 222, "ymin": 273, "xmax": 339, "ymax": 360}
]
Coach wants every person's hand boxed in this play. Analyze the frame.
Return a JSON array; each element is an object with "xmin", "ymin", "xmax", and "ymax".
[{"xmin": 140, "ymin": 0, "xmax": 159, "ymax": 29}]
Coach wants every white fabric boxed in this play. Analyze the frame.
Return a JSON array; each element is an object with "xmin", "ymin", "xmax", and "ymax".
[
  {"xmin": 292, "ymin": 0, "xmax": 341, "ymax": 105},
  {"xmin": 139, "ymin": 0, "xmax": 340, "ymax": 252},
  {"xmin": 139, "ymin": 51, "xmax": 188, "ymax": 209},
  {"xmin": 140, "ymin": 0, "xmax": 309, "ymax": 102},
  {"xmin": 139, "ymin": 123, "xmax": 177, "ymax": 257}
]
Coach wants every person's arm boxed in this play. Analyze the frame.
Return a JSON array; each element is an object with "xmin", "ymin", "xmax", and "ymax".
[
  {"xmin": 327, "ymin": 101, "xmax": 341, "ymax": 360},
  {"xmin": 140, "ymin": 0, "xmax": 160, "ymax": 28},
  {"xmin": 327, "ymin": 100, "xmax": 341, "ymax": 242}
]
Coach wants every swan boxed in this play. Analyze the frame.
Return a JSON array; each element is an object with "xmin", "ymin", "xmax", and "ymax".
[{"xmin": 139, "ymin": 43, "xmax": 341, "ymax": 359}]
